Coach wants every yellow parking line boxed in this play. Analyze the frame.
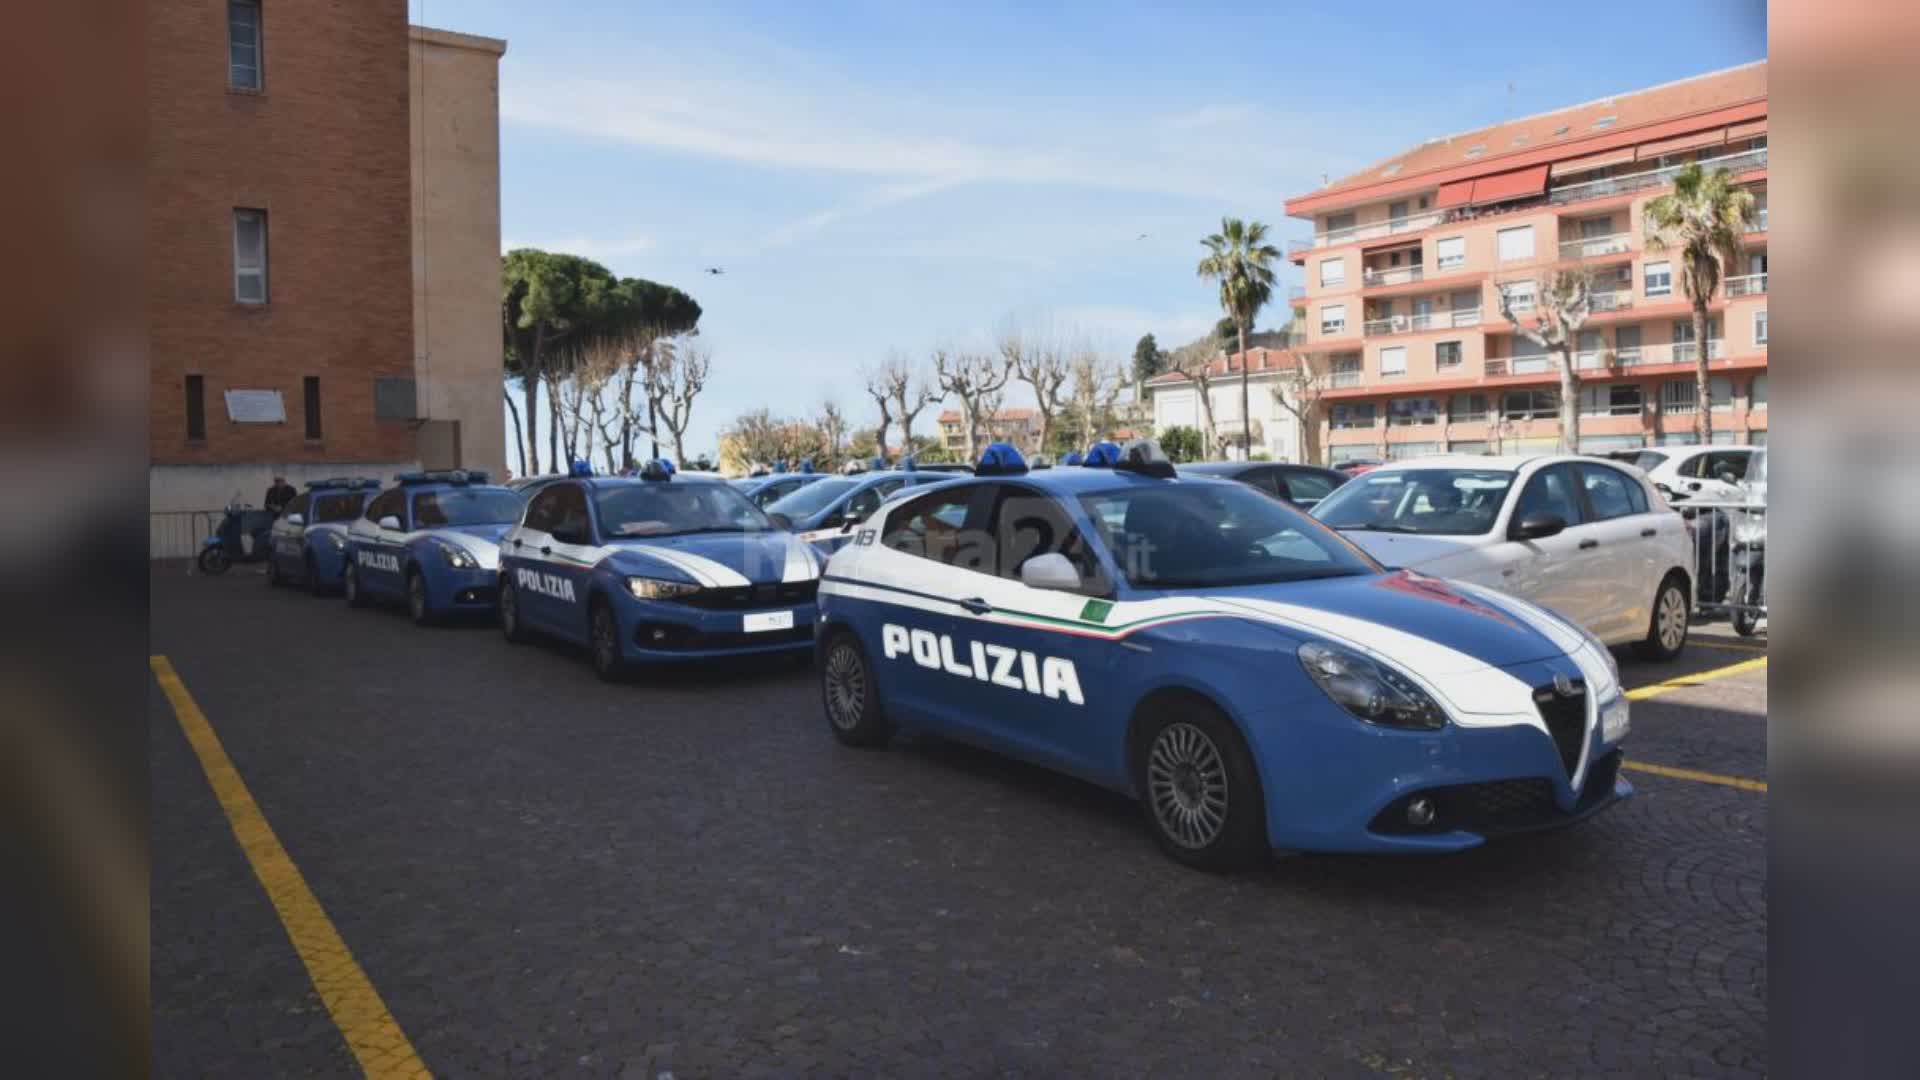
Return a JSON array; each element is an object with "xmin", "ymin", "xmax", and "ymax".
[
  {"xmin": 150, "ymin": 656, "xmax": 429, "ymax": 1079},
  {"xmin": 1626, "ymin": 655, "xmax": 1768, "ymax": 702},
  {"xmin": 1688, "ymin": 639, "xmax": 1769, "ymax": 653},
  {"xmin": 1622, "ymin": 760, "xmax": 1768, "ymax": 793}
]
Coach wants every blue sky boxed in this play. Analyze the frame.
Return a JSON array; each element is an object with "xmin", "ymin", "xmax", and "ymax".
[{"xmin": 411, "ymin": 0, "xmax": 1767, "ymax": 462}]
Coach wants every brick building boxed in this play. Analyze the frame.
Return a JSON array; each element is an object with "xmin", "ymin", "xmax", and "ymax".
[{"xmin": 149, "ymin": 1, "xmax": 505, "ymax": 538}]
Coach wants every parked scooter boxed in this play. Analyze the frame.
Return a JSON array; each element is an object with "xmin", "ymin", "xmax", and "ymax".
[
  {"xmin": 1728, "ymin": 513, "xmax": 1764, "ymax": 636},
  {"xmin": 198, "ymin": 501, "xmax": 278, "ymax": 575}
]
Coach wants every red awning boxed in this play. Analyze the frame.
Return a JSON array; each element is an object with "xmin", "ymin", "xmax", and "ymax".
[
  {"xmin": 1434, "ymin": 179, "xmax": 1475, "ymax": 208},
  {"xmin": 1468, "ymin": 164, "xmax": 1549, "ymax": 205},
  {"xmin": 1549, "ymin": 147, "xmax": 1635, "ymax": 178},
  {"xmin": 1637, "ymin": 129, "xmax": 1725, "ymax": 160},
  {"xmin": 1726, "ymin": 119, "xmax": 1767, "ymax": 141}
]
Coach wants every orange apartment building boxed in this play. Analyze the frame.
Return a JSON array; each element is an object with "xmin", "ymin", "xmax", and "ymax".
[{"xmin": 1284, "ymin": 61, "xmax": 1767, "ymax": 463}]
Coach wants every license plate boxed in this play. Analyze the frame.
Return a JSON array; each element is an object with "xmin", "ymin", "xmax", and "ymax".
[{"xmin": 743, "ymin": 610, "xmax": 795, "ymax": 633}]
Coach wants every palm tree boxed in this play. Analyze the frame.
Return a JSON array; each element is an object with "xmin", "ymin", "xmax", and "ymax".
[
  {"xmin": 1643, "ymin": 164, "xmax": 1756, "ymax": 442},
  {"xmin": 1197, "ymin": 218, "xmax": 1280, "ymax": 460}
]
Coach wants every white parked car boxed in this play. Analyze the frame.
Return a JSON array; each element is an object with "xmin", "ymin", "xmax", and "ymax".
[
  {"xmin": 1311, "ymin": 455, "xmax": 1694, "ymax": 660},
  {"xmin": 1624, "ymin": 445, "xmax": 1759, "ymax": 505}
]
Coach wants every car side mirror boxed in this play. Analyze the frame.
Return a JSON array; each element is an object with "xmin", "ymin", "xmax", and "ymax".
[
  {"xmin": 378, "ymin": 515, "xmax": 402, "ymax": 530},
  {"xmin": 1019, "ymin": 552, "xmax": 1083, "ymax": 592},
  {"xmin": 1510, "ymin": 511, "xmax": 1566, "ymax": 541},
  {"xmin": 285, "ymin": 513, "xmax": 304, "ymax": 526},
  {"xmin": 768, "ymin": 512, "xmax": 793, "ymax": 530}
]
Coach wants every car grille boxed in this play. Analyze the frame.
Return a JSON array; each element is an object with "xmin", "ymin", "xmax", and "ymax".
[
  {"xmin": 1368, "ymin": 752, "xmax": 1623, "ymax": 837},
  {"xmin": 674, "ymin": 580, "xmax": 819, "ymax": 610},
  {"xmin": 1533, "ymin": 680, "xmax": 1588, "ymax": 779}
]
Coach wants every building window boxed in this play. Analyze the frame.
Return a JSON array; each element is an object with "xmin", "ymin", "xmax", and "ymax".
[
  {"xmin": 233, "ymin": 208, "xmax": 268, "ymax": 303},
  {"xmin": 1388, "ymin": 397, "xmax": 1438, "ymax": 426},
  {"xmin": 1496, "ymin": 225, "xmax": 1534, "ymax": 262},
  {"xmin": 185, "ymin": 375, "xmax": 206, "ymax": 441},
  {"xmin": 1661, "ymin": 379, "xmax": 1698, "ymax": 414},
  {"xmin": 229, "ymin": 1, "xmax": 263, "ymax": 90},
  {"xmin": 1709, "ymin": 375, "xmax": 1734, "ymax": 411},
  {"xmin": 303, "ymin": 376, "xmax": 322, "ymax": 439},
  {"xmin": 1644, "ymin": 260, "xmax": 1672, "ymax": 297},
  {"xmin": 1329, "ymin": 403, "xmax": 1375, "ymax": 430},
  {"xmin": 1319, "ymin": 258, "xmax": 1345, "ymax": 288},
  {"xmin": 1750, "ymin": 375, "xmax": 1768, "ymax": 408},
  {"xmin": 1379, "ymin": 345, "xmax": 1407, "ymax": 376},
  {"xmin": 1435, "ymin": 341, "xmax": 1463, "ymax": 369},
  {"xmin": 1579, "ymin": 383, "xmax": 1643, "ymax": 416},
  {"xmin": 1503, "ymin": 389, "xmax": 1558, "ymax": 421},
  {"xmin": 1500, "ymin": 280, "xmax": 1536, "ymax": 313},
  {"xmin": 1434, "ymin": 236, "xmax": 1465, "ymax": 272},
  {"xmin": 1387, "ymin": 441, "xmax": 1442, "ymax": 460},
  {"xmin": 1323, "ymin": 212, "xmax": 1355, "ymax": 239},
  {"xmin": 1754, "ymin": 309, "xmax": 1768, "ymax": 345},
  {"xmin": 1320, "ymin": 303, "xmax": 1347, "ymax": 336},
  {"xmin": 1450, "ymin": 392, "xmax": 1489, "ymax": 421}
]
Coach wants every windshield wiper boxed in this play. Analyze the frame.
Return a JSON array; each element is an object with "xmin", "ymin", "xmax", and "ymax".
[{"xmin": 657, "ymin": 525, "xmax": 753, "ymax": 537}]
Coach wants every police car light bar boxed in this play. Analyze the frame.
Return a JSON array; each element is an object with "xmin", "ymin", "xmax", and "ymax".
[
  {"xmin": 799, "ymin": 458, "xmax": 815, "ymax": 474},
  {"xmin": 1081, "ymin": 441, "xmax": 1122, "ymax": 468},
  {"xmin": 1113, "ymin": 438, "xmax": 1176, "ymax": 479},
  {"xmin": 975, "ymin": 442, "xmax": 1028, "ymax": 477},
  {"xmin": 898, "ymin": 455, "xmax": 917, "ymax": 472},
  {"xmin": 306, "ymin": 476, "xmax": 379, "ymax": 490},
  {"xmin": 1060, "ymin": 450, "xmax": 1084, "ymax": 467},
  {"xmin": 568, "ymin": 459, "xmax": 594, "ymax": 478},
  {"xmin": 395, "ymin": 469, "xmax": 489, "ymax": 486},
  {"xmin": 640, "ymin": 458, "xmax": 677, "ymax": 482}
]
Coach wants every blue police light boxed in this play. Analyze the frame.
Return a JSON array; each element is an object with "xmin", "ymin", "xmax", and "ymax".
[
  {"xmin": 1061, "ymin": 451, "xmax": 1084, "ymax": 467},
  {"xmin": 799, "ymin": 458, "xmax": 815, "ymax": 474},
  {"xmin": 975, "ymin": 442, "xmax": 1028, "ymax": 477},
  {"xmin": 869, "ymin": 456, "xmax": 886, "ymax": 472},
  {"xmin": 1114, "ymin": 438, "xmax": 1177, "ymax": 479},
  {"xmin": 568, "ymin": 458, "xmax": 594, "ymax": 478},
  {"xmin": 1082, "ymin": 441, "xmax": 1122, "ymax": 467},
  {"xmin": 899, "ymin": 455, "xmax": 917, "ymax": 472},
  {"xmin": 640, "ymin": 458, "xmax": 677, "ymax": 482},
  {"xmin": 773, "ymin": 460, "xmax": 788, "ymax": 474}
]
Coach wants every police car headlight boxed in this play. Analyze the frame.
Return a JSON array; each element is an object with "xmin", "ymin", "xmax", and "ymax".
[
  {"xmin": 1297, "ymin": 641, "xmax": 1446, "ymax": 730},
  {"xmin": 325, "ymin": 532, "xmax": 346, "ymax": 550},
  {"xmin": 626, "ymin": 576, "xmax": 700, "ymax": 600},
  {"xmin": 1601, "ymin": 696, "xmax": 1631, "ymax": 743},
  {"xmin": 436, "ymin": 542, "xmax": 478, "ymax": 569}
]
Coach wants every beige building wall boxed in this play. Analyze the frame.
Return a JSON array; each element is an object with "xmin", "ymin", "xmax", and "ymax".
[{"xmin": 409, "ymin": 26, "xmax": 508, "ymax": 478}]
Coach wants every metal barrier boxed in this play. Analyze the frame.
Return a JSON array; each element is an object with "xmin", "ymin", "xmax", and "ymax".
[
  {"xmin": 151, "ymin": 509, "xmax": 226, "ymax": 565},
  {"xmin": 1676, "ymin": 495, "xmax": 1767, "ymax": 634}
]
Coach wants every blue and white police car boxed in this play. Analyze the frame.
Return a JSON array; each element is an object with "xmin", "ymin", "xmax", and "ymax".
[
  {"xmin": 266, "ymin": 477, "xmax": 381, "ymax": 593},
  {"xmin": 813, "ymin": 441, "xmax": 1632, "ymax": 870},
  {"xmin": 497, "ymin": 459, "xmax": 824, "ymax": 680},
  {"xmin": 342, "ymin": 470, "xmax": 522, "ymax": 625},
  {"xmin": 731, "ymin": 464, "xmax": 829, "ymax": 509},
  {"xmin": 764, "ymin": 463, "xmax": 955, "ymax": 556}
]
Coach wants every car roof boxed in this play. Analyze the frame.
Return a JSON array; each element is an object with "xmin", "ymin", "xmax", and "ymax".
[{"xmin": 1361, "ymin": 453, "xmax": 1662, "ymax": 475}]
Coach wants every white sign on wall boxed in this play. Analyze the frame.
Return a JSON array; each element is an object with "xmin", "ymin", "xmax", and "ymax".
[{"xmin": 224, "ymin": 389, "xmax": 286, "ymax": 423}]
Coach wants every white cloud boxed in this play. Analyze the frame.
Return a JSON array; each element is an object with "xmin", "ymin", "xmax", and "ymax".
[{"xmin": 764, "ymin": 175, "xmax": 969, "ymax": 247}]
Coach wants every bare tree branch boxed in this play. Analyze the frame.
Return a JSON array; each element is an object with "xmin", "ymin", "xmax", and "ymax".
[
  {"xmin": 1497, "ymin": 269, "xmax": 1593, "ymax": 453},
  {"xmin": 932, "ymin": 347, "xmax": 1013, "ymax": 461}
]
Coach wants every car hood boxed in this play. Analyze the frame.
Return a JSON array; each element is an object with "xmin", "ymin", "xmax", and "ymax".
[
  {"xmin": 1187, "ymin": 570, "xmax": 1572, "ymax": 672},
  {"xmin": 601, "ymin": 530, "xmax": 819, "ymax": 587},
  {"xmin": 1333, "ymin": 531, "xmax": 1487, "ymax": 571}
]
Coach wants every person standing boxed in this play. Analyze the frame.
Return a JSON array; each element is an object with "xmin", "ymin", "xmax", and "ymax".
[{"xmin": 264, "ymin": 475, "xmax": 297, "ymax": 515}]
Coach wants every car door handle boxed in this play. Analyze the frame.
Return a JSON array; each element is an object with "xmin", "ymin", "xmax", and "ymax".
[
  {"xmin": 1578, "ymin": 538, "xmax": 1600, "ymax": 550},
  {"xmin": 957, "ymin": 597, "xmax": 992, "ymax": 615},
  {"xmin": 540, "ymin": 545, "xmax": 552, "ymax": 556},
  {"xmin": 511, "ymin": 537, "xmax": 522, "ymax": 547},
  {"xmin": 1640, "ymin": 528, "xmax": 1657, "ymax": 538}
]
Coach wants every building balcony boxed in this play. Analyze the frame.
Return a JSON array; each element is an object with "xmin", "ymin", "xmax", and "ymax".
[
  {"xmin": 1363, "ymin": 307, "xmax": 1483, "ymax": 336},
  {"xmin": 1590, "ymin": 288, "xmax": 1634, "ymax": 313},
  {"xmin": 1547, "ymin": 146, "xmax": 1768, "ymax": 206},
  {"xmin": 1725, "ymin": 272, "xmax": 1767, "ymax": 297},
  {"xmin": 1558, "ymin": 233, "xmax": 1632, "ymax": 260},
  {"xmin": 1362, "ymin": 264, "xmax": 1426, "ymax": 288},
  {"xmin": 1747, "ymin": 207, "xmax": 1768, "ymax": 233},
  {"xmin": 1326, "ymin": 369, "xmax": 1365, "ymax": 388},
  {"xmin": 1290, "ymin": 209, "xmax": 1449, "ymax": 253}
]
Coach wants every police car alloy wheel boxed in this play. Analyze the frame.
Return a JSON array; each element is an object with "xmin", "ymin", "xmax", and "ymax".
[
  {"xmin": 406, "ymin": 571, "xmax": 432, "ymax": 626},
  {"xmin": 498, "ymin": 579, "xmax": 530, "ymax": 643},
  {"xmin": 344, "ymin": 563, "xmax": 368, "ymax": 608},
  {"xmin": 589, "ymin": 600, "xmax": 625, "ymax": 681},
  {"xmin": 1635, "ymin": 574, "xmax": 1690, "ymax": 661},
  {"xmin": 821, "ymin": 632, "xmax": 891, "ymax": 747},
  {"xmin": 1133, "ymin": 703, "xmax": 1266, "ymax": 872}
]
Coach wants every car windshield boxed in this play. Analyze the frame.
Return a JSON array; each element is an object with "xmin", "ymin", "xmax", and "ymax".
[
  {"xmin": 595, "ymin": 482, "xmax": 773, "ymax": 538},
  {"xmin": 311, "ymin": 492, "xmax": 365, "ymax": 523},
  {"xmin": 1312, "ymin": 468, "xmax": 1516, "ymax": 536},
  {"xmin": 766, "ymin": 477, "xmax": 858, "ymax": 518},
  {"xmin": 411, "ymin": 489, "xmax": 522, "ymax": 527},
  {"xmin": 1624, "ymin": 450, "xmax": 1668, "ymax": 472},
  {"xmin": 1079, "ymin": 483, "xmax": 1378, "ymax": 590}
]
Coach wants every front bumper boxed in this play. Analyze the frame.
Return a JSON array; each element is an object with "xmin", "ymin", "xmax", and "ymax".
[
  {"xmin": 614, "ymin": 594, "xmax": 819, "ymax": 664},
  {"xmin": 1243, "ymin": 683, "xmax": 1631, "ymax": 855},
  {"xmin": 423, "ymin": 566, "xmax": 499, "ymax": 612}
]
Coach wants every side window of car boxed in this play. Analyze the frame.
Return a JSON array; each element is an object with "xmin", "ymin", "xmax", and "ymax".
[
  {"xmin": 412, "ymin": 492, "xmax": 447, "ymax": 528},
  {"xmin": 523, "ymin": 487, "xmax": 563, "ymax": 534},
  {"xmin": 1708, "ymin": 451, "xmax": 1749, "ymax": 482},
  {"xmin": 991, "ymin": 484, "xmax": 1102, "ymax": 589},
  {"xmin": 845, "ymin": 486, "xmax": 884, "ymax": 521},
  {"xmin": 1679, "ymin": 453, "xmax": 1708, "ymax": 479},
  {"xmin": 1513, "ymin": 465, "xmax": 1587, "ymax": 526},
  {"xmin": 366, "ymin": 489, "xmax": 404, "ymax": 527},
  {"xmin": 553, "ymin": 485, "xmax": 592, "ymax": 539},
  {"xmin": 1624, "ymin": 474, "xmax": 1650, "ymax": 515},
  {"xmin": 279, "ymin": 493, "xmax": 310, "ymax": 521},
  {"xmin": 881, "ymin": 486, "xmax": 985, "ymax": 569},
  {"xmin": 1579, "ymin": 464, "xmax": 1638, "ymax": 521},
  {"xmin": 1284, "ymin": 471, "xmax": 1337, "ymax": 505}
]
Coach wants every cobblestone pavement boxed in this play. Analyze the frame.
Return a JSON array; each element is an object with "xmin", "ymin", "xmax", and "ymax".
[{"xmin": 152, "ymin": 571, "xmax": 1766, "ymax": 1077}]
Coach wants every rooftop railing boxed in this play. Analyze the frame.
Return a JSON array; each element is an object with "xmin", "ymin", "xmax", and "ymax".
[
  {"xmin": 1547, "ymin": 146, "xmax": 1768, "ymax": 207},
  {"xmin": 1362, "ymin": 264, "xmax": 1426, "ymax": 288},
  {"xmin": 1291, "ymin": 209, "xmax": 1448, "ymax": 253}
]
